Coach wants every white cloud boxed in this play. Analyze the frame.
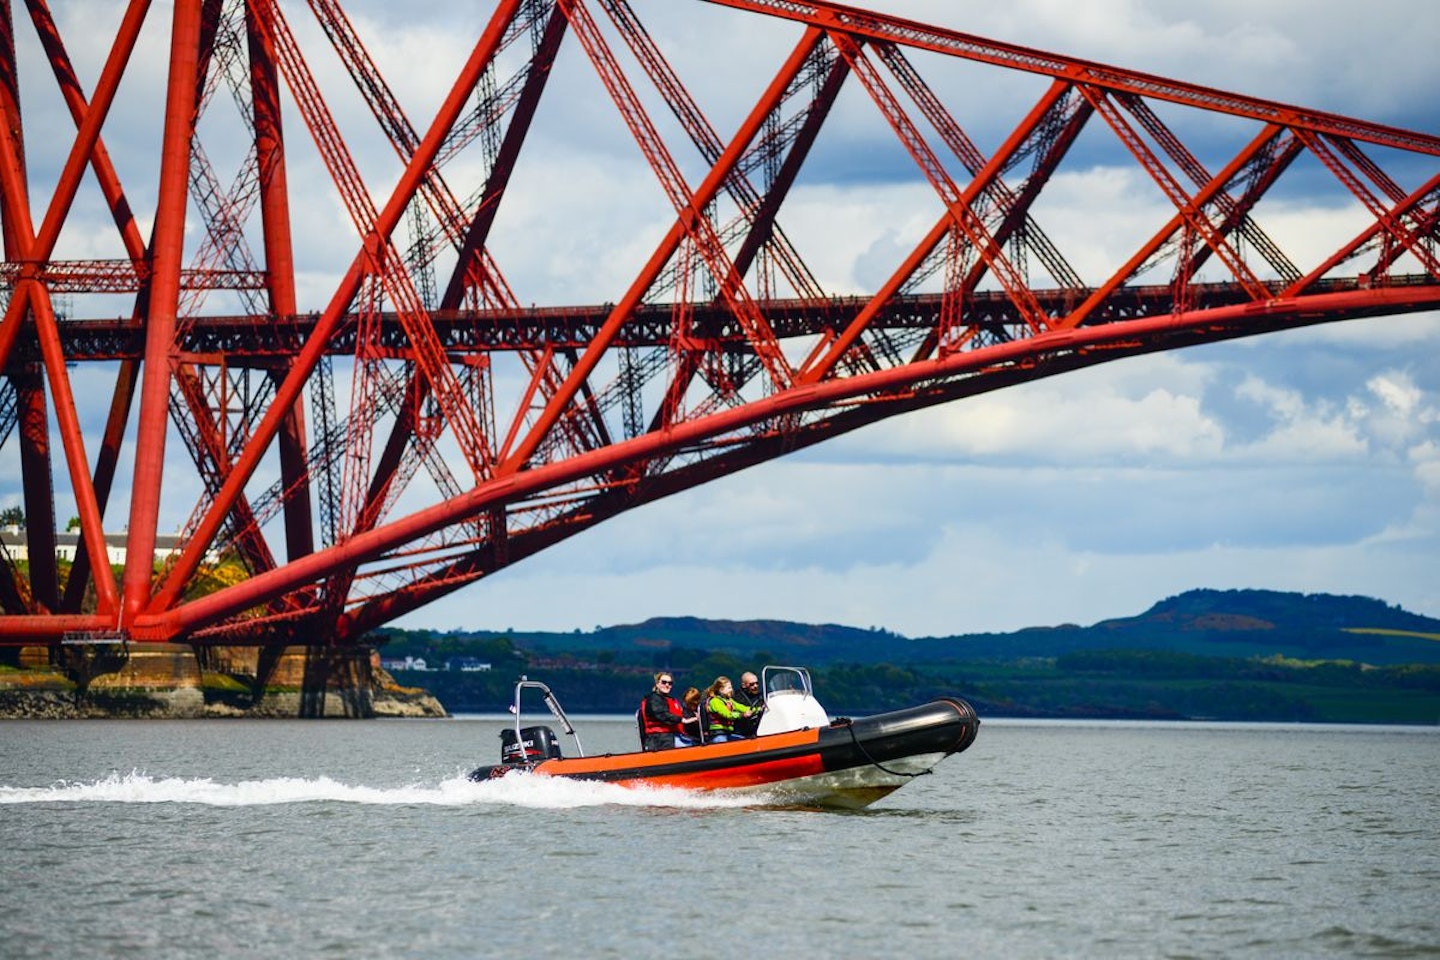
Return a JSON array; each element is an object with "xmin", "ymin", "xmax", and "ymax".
[
  {"xmin": 863, "ymin": 361, "xmax": 1227, "ymax": 464},
  {"xmin": 1369, "ymin": 373, "xmax": 1424, "ymax": 419},
  {"xmin": 1227, "ymin": 375, "xmax": 1367, "ymax": 462}
]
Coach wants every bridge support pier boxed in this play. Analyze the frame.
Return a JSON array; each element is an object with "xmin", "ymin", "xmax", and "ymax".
[
  {"xmin": 211, "ymin": 644, "xmax": 380, "ymax": 717},
  {"xmin": 0, "ymin": 643, "xmax": 447, "ymax": 718},
  {"xmin": 72, "ymin": 642, "xmax": 206, "ymax": 718}
]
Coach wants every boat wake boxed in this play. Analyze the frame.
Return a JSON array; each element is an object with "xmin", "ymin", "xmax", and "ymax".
[{"xmin": 0, "ymin": 770, "xmax": 766, "ymax": 810}]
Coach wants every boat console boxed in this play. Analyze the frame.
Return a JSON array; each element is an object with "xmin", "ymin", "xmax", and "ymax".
[{"xmin": 755, "ymin": 665, "xmax": 830, "ymax": 735}]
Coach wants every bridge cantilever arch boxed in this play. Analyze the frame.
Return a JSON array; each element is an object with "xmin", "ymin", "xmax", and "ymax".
[{"xmin": 0, "ymin": 0, "xmax": 1437, "ymax": 651}]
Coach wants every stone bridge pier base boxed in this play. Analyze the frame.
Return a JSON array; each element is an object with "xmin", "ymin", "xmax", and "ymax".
[{"xmin": 70, "ymin": 642, "xmax": 207, "ymax": 718}]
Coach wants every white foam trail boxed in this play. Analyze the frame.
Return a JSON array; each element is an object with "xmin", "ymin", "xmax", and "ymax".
[{"xmin": 0, "ymin": 771, "xmax": 764, "ymax": 809}]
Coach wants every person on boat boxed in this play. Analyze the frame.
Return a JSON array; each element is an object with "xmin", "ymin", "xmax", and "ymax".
[
  {"xmin": 677, "ymin": 687, "xmax": 703, "ymax": 747},
  {"xmin": 639, "ymin": 673, "xmax": 688, "ymax": 751},
  {"xmin": 733, "ymin": 672, "xmax": 765, "ymax": 737},
  {"xmin": 703, "ymin": 676, "xmax": 761, "ymax": 742}
]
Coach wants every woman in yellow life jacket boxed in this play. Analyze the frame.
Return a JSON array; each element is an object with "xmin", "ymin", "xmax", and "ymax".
[{"xmin": 703, "ymin": 676, "xmax": 761, "ymax": 742}]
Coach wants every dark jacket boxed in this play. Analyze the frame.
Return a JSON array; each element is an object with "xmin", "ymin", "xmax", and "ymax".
[
  {"xmin": 734, "ymin": 686, "xmax": 764, "ymax": 736},
  {"xmin": 639, "ymin": 691, "xmax": 686, "ymax": 750},
  {"xmin": 679, "ymin": 713, "xmax": 702, "ymax": 744}
]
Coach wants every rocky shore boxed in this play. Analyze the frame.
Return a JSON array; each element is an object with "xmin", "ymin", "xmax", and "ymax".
[{"xmin": 0, "ymin": 643, "xmax": 448, "ymax": 719}]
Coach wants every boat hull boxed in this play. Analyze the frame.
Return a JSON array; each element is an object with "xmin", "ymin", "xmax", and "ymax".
[{"xmin": 470, "ymin": 696, "xmax": 979, "ymax": 808}]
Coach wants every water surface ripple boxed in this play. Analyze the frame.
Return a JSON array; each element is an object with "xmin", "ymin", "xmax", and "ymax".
[{"xmin": 2, "ymin": 717, "xmax": 1435, "ymax": 958}]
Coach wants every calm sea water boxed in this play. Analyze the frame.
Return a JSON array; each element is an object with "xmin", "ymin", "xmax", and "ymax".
[{"xmin": 1, "ymin": 716, "xmax": 1436, "ymax": 959}]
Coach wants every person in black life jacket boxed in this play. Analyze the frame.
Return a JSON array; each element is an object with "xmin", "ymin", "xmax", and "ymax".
[
  {"xmin": 733, "ymin": 671, "xmax": 764, "ymax": 737},
  {"xmin": 638, "ymin": 673, "xmax": 688, "ymax": 751}
]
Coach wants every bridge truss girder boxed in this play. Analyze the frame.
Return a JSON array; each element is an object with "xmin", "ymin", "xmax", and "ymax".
[{"xmin": 0, "ymin": 0, "xmax": 1436, "ymax": 645}]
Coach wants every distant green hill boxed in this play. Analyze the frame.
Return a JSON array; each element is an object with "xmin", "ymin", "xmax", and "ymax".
[
  {"xmin": 376, "ymin": 589, "xmax": 1440, "ymax": 723},
  {"xmin": 919, "ymin": 589, "xmax": 1440, "ymax": 665},
  {"xmin": 431, "ymin": 589, "xmax": 1440, "ymax": 667}
]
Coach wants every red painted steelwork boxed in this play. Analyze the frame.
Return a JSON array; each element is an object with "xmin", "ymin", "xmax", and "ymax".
[
  {"xmin": 123, "ymin": 0, "xmax": 203, "ymax": 624},
  {"xmin": 701, "ymin": 0, "xmax": 1440, "ymax": 156},
  {"xmin": 0, "ymin": 0, "xmax": 1434, "ymax": 646},
  {"xmin": 139, "ymin": 282, "xmax": 1440, "ymax": 642}
]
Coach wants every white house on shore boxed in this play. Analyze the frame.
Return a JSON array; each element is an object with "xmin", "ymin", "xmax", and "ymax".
[
  {"xmin": 0, "ymin": 526, "xmax": 208, "ymax": 565},
  {"xmin": 380, "ymin": 656, "xmax": 492, "ymax": 673}
]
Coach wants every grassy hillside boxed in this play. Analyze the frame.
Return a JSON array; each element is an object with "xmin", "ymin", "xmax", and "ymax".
[{"xmin": 398, "ymin": 589, "xmax": 1440, "ymax": 666}]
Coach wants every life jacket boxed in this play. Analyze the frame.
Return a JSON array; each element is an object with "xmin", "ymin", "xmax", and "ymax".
[
  {"xmin": 639, "ymin": 693, "xmax": 683, "ymax": 736},
  {"xmin": 705, "ymin": 695, "xmax": 747, "ymax": 735},
  {"xmin": 696, "ymin": 698, "xmax": 713, "ymax": 739}
]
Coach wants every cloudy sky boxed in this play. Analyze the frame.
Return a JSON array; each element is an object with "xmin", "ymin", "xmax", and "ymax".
[{"xmin": 8, "ymin": 0, "xmax": 1440, "ymax": 637}]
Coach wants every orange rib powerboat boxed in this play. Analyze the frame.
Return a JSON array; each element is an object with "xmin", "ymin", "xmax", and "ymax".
[{"xmin": 469, "ymin": 667, "xmax": 980, "ymax": 809}]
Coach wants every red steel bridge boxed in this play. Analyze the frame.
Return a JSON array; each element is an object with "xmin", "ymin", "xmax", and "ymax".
[{"xmin": 0, "ymin": 0, "xmax": 1437, "ymax": 648}]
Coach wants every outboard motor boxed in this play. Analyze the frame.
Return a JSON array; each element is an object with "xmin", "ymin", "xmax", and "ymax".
[
  {"xmin": 470, "ymin": 680, "xmax": 584, "ymax": 782},
  {"xmin": 500, "ymin": 725, "xmax": 564, "ymax": 764}
]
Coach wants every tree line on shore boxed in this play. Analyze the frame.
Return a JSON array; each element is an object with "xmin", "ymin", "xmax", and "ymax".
[{"xmin": 374, "ymin": 627, "xmax": 1440, "ymax": 725}]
